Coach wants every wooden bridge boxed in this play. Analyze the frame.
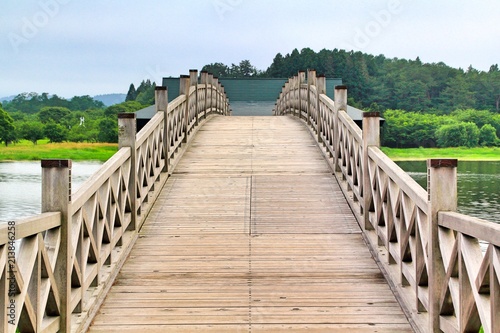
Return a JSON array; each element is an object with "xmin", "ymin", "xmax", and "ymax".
[{"xmin": 2, "ymin": 70, "xmax": 499, "ymax": 333}]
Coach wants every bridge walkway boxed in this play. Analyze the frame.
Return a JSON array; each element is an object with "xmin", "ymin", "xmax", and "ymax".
[{"xmin": 88, "ymin": 116, "xmax": 413, "ymax": 332}]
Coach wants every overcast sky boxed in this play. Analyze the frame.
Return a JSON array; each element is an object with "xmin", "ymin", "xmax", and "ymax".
[{"xmin": 1, "ymin": 0, "xmax": 499, "ymax": 98}]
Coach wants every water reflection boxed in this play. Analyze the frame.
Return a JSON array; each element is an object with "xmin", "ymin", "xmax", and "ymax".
[
  {"xmin": 398, "ymin": 161, "xmax": 500, "ymax": 223},
  {"xmin": 0, "ymin": 161, "xmax": 102, "ymax": 222}
]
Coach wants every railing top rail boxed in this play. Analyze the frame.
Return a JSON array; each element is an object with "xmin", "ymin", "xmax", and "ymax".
[
  {"xmin": 0, "ymin": 212, "xmax": 61, "ymax": 244},
  {"xmin": 71, "ymin": 147, "xmax": 131, "ymax": 211},
  {"xmin": 368, "ymin": 146, "xmax": 428, "ymax": 209},
  {"xmin": 439, "ymin": 211, "xmax": 500, "ymax": 246}
]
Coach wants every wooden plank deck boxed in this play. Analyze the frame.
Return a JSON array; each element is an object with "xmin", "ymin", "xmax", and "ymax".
[{"xmin": 88, "ymin": 116, "xmax": 413, "ymax": 332}]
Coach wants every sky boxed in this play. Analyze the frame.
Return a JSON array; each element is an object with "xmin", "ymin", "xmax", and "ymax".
[{"xmin": 1, "ymin": 0, "xmax": 499, "ymax": 98}]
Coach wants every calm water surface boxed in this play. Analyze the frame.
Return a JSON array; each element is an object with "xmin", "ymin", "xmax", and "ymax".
[
  {"xmin": 0, "ymin": 161, "xmax": 102, "ymax": 222},
  {"xmin": 397, "ymin": 161, "xmax": 500, "ymax": 223}
]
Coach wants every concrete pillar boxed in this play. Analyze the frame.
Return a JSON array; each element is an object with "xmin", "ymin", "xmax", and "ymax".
[
  {"xmin": 155, "ymin": 86, "xmax": 169, "ymax": 173},
  {"xmin": 362, "ymin": 112, "xmax": 380, "ymax": 231},
  {"xmin": 42, "ymin": 159, "xmax": 72, "ymax": 332},
  {"xmin": 118, "ymin": 113, "xmax": 137, "ymax": 230},
  {"xmin": 333, "ymin": 85, "xmax": 348, "ymax": 172},
  {"xmin": 427, "ymin": 159, "xmax": 458, "ymax": 332}
]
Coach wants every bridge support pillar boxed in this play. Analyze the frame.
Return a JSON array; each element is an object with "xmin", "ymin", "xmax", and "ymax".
[
  {"xmin": 362, "ymin": 112, "xmax": 380, "ymax": 231},
  {"xmin": 42, "ymin": 159, "xmax": 72, "ymax": 332},
  {"xmin": 155, "ymin": 86, "xmax": 169, "ymax": 173},
  {"xmin": 428, "ymin": 159, "xmax": 458, "ymax": 332},
  {"xmin": 118, "ymin": 113, "xmax": 137, "ymax": 231}
]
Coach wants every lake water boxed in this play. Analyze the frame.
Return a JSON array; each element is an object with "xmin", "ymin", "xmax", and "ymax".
[
  {"xmin": 1, "ymin": 160, "xmax": 498, "ymax": 224},
  {"xmin": 397, "ymin": 161, "xmax": 500, "ymax": 223},
  {"xmin": 0, "ymin": 161, "xmax": 103, "ymax": 222}
]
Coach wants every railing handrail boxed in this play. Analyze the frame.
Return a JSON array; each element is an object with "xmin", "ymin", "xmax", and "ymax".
[
  {"xmin": 274, "ymin": 70, "xmax": 499, "ymax": 333},
  {"xmin": 0, "ymin": 212, "xmax": 61, "ymax": 243},
  {"xmin": 2, "ymin": 69, "xmax": 230, "ymax": 333}
]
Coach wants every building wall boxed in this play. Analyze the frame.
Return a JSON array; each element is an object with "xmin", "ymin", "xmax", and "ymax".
[{"xmin": 161, "ymin": 77, "xmax": 343, "ymax": 102}]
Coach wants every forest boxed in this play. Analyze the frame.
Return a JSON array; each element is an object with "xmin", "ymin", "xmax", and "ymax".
[
  {"xmin": 0, "ymin": 80, "xmax": 155, "ymax": 146},
  {"xmin": 204, "ymin": 48, "xmax": 500, "ymax": 148},
  {"xmin": 1, "ymin": 48, "xmax": 499, "ymax": 148}
]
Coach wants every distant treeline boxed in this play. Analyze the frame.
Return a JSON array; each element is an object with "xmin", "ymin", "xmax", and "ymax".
[
  {"xmin": 205, "ymin": 48, "xmax": 500, "ymax": 114},
  {"xmin": 0, "ymin": 80, "xmax": 155, "ymax": 146},
  {"xmin": 203, "ymin": 48, "xmax": 500, "ymax": 148}
]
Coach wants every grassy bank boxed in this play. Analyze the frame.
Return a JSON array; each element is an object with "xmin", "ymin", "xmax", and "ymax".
[
  {"xmin": 381, "ymin": 147, "xmax": 500, "ymax": 161},
  {"xmin": 0, "ymin": 140, "xmax": 118, "ymax": 162}
]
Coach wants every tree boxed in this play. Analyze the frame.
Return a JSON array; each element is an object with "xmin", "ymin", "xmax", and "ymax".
[
  {"xmin": 0, "ymin": 106, "xmax": 16, "ymax": 146},
  {"xmin": 238, "ymin": 60, "xmax": 257, "ymax": 77},
  {"xmin": 69, "ymin": 95, "xmax": 105, "ymax": 111},
  {"xmin": 104, "ymin": 101, "xmax": 144, "ymax": 117},
  {"xmin": 479, "ymin": 124, "xmax": 499, "ymax": 146},
  {"xmin": 436, "ymin": 122, "xmax": 479, "ymax": 147},
  {"xmin": 125, "ymin": 84, "xmax": 137, "ymax": 102},
  {"xmin": 97, "ymin": 118, "xmax": 118, "ymax": 143},
  {"xmin": 202, "ymin": 63, "xmax": 229, "ymax": 77},
  {"xmin": 38, "ymin": 106, "xmax": 71, "ymax": 124},
  {"xmin": 44, "ymin": 122, "xmax": 68, "ymax": 143},
  {"xmin": 19, "ymin": 121, "xmax": 45, "ymax": 144}
]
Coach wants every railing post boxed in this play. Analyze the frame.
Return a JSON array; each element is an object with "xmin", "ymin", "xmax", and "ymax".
[
  {"xmin": 42, "ymin": 159, "xmax": 71, "ymax": 332},
  {"xmin": 200, "ymin": 71, "xmax": 208, "ymax": 119},
  {"xmin": 334, "ymin": 85, "xmax": 347, "ymax": 172},
  {"xmin": 317, "ymin": 74, "xmax": 326, "ymax": 143},
  {"xmin": 118, "ymin": 113, "xmax": 137, "ymax": 230},
  {"xmin": 155, "ymin": 86, "xmax": 169, "ymax": 173},
  {"xmin": 179, "ymin": 75, "xmax": 190, "ymax": 143},
  {"xmin": 190, "ymin": 69, "xmax": 199, "ymax": 126},
  {"xmin": 307, "ymin": 69, "xmax": 316, "ymax": 126},
  {"xmin": 362, "ymin": 112, "xmax": 380, "ymax": 231},
  {"xmin": 298, "ymin": 71, "xmax": 306, "ymax": 119},
  {"xmin": 427, "ymin": 158, "xmax": 458, "ymax": 332},
  {"xmin": 213, "ymin": 77, "xmax": 219, "ymax": 114}
]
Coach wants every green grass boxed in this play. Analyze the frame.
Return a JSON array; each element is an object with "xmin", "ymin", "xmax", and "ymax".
[
  {"xmin": 0, "ymin": 140, "xmax": 118, "ymax": 162},
  {"xmin": 381, "ymin": 147, "xmax": 500, "ymax": 161}
]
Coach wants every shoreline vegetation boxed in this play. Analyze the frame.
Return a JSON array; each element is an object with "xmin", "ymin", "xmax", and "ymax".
[
  {"xmin": 382, "ymin": 147, "xmax": 500, "ymax": 161},
  {"xmin": 0, "ymin": 140, "xmax": 498, "ymax": 162},
  {"xmin": 0, "ymin": 140, "xmax": 117, "ymax": 162}
]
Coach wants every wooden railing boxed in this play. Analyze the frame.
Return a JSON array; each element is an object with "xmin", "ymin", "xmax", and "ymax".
[
  {"xmin": 1, "ymin": 70, "xmax": 229, "ymax": 333},
  {"xmin": 274, "ymin": 71, "xmax": 500, "ymax": 333}
]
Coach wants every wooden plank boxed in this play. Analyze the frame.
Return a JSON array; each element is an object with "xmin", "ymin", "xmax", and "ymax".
[{"xmin": 88, "ymin": 116, "xmax": 413, "ymax": 332}]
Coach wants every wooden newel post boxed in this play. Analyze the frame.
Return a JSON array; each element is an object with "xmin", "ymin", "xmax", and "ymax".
[
  {"xmin": 427, "ymin": 158, "xmax": 458, "ymax": 332},
  {"xmin": 118, "ymin": 113, "xmax": 137, "ymax": 230},
  {"xmin": 200, "ymin": 71, "xmax": 209, "ymax": 119},
  {"xmin": 190, "ymin": 69, "xmax": 199, "ymax": 126},
  {"xmin": 333, "ymin": 85, "xmax": 347, "ymax": 172},
  {"xmin": 155, "ymin": 86, "xmax": 169, "ymax": 173},
  {"xmin": 317, "ymin": 75, "xmax": 326, "ymax": 142},
  {"xmin": 298, "ymin": 71, "xmax": 306, "ymax": 119},
  {"xmin": 362, "ymin": 112, "xmax": 380, "ymax": 231},
  {"xmin": 179, "ymin": 75, "xmax": 190, "ymax": 143},
  {"xmin": 307, "ymin": 69, "xmax": 316, "ymax": 126},
  {"xmin": 42, "ymin": 159, "xmax": 72, "ymax": 332}
]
